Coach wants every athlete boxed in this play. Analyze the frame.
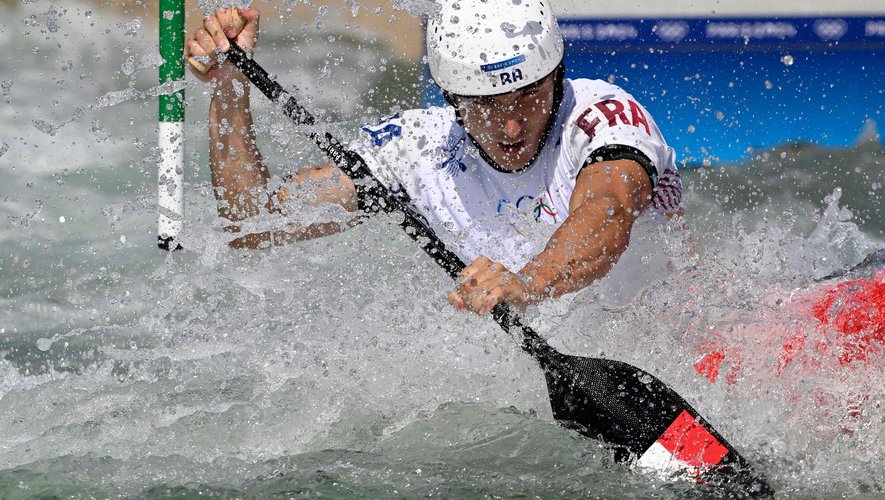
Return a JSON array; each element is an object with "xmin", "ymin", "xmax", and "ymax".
[{"xmin": 186, "ymin": 1, "xmax": 683, "ymax": 315}]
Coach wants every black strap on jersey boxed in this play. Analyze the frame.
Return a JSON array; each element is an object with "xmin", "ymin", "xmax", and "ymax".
[{"xmin": 583, "ymin": 144, "xmax": 658, "ymax": 188}]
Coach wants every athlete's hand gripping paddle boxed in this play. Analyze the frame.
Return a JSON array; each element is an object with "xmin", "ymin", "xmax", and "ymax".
[
  {"xmin": 186, "ymin": 8, "xmax": 249, "ymax": 75},
  {"xmin": 217, "ymin": 41, "xmax": 773, "ymax": 495}
]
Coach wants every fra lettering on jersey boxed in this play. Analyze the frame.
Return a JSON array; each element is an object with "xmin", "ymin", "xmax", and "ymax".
[{"xmin": 577, "ymin": 99, "xmax": 651, "ymax": 141}]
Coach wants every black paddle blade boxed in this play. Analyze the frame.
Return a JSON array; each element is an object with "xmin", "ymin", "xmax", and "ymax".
[{"xmin": 544, "ymin": 354, "xmax": 772, "ymax": 495}]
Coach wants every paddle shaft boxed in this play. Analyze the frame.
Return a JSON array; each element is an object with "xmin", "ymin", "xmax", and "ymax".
[{"xmin": 220, "ymin": 42, "xmax": 771, "ymax": 494}]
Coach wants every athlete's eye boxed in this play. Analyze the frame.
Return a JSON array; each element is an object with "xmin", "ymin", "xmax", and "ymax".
[{"xmin": 460, "ymin": 96, "xmax": 493, "ymax": 110}]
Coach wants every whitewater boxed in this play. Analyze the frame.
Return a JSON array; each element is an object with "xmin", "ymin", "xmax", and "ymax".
[{"xmin": 0, "ymin": 1, "xmax": 882, "ymax": 497}]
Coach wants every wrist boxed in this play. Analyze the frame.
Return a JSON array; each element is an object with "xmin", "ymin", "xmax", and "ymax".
[
  {"xmin": 517, "ymin": 266, "xmax": 552, "ymax": 305},
  {"xmin": 210, "ymin": 71, "xmax": 250, "ymax": 104}
]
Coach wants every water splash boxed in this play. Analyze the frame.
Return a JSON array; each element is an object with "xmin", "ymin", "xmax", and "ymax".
[
  {"xmin": 1, "ymin": 79, "xmax": 11, "ymax": 103},
  {"xmin": 2, "ymin": 0, "xmax": 882, "ymax": 497}
]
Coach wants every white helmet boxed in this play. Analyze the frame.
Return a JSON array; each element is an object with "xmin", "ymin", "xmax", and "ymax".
[{"xmin": 426, "ymin": 0, "xmax": 564, "ymax": 96}]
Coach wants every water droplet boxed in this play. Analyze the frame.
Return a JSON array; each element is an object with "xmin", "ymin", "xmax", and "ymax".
[
  {"xmin": 781, "ymin": 54, "xmax": 794, "ymax": 66},
  {"xmin": 91, "ymin": 121, "xmax": 110, "ymax": 142},
  {"xmin": 1, "ymin": 80, "xmax": 12, "ymax": 103},
  {"xmin": 36, "ymin": 338, "xmax": 53, "ymax": 351},
  {"xmin": 121, "ymin": 57, "xmax": 135, "ymax": 76},
  {"xmin": 33, "ymin": 119, "xmax": 60, "ymax": 136},
  {"xmin": 58, "ymin": 216, "xmax": 66, "ymax": 223}
]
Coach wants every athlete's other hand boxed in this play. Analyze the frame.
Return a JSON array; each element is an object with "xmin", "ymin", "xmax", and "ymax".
[
  {"xmin": 186, "ymin": 8, "xmax": 260, "ymax": 83},
  {"xmin": 448, "ymin": 257, "xmax": 539, "ymax": 315}
]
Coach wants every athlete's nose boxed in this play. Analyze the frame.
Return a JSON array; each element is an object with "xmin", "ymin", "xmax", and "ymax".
[{"xmin": 502, "ymin": 117, "xmax": 523, "ymax": 140}]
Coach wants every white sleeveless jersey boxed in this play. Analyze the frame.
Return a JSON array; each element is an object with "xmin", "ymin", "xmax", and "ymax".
[{"xmin": 349, "ymin": 79, "xmax": 683, "ymax": 272}]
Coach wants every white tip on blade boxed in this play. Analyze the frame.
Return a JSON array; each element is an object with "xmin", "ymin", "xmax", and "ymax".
[{"xmin": 158, "ymin": 121, "xmax": 184, "ymax": 241}]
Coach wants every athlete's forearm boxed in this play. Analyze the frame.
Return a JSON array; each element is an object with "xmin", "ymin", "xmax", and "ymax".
[
  {"xmin": 208, "ymin": 74, "xmax": 271, "ymax": 224},
  {"xmin": 222, "ymin": 163, "xmax": 361, "ymax": 249},
  {"xmin": 520, "ymin": 196, "xmax": 634, "ymax": 299},
  {"xmin": 226, "ymin": 220, "xmax": 362, "ymax": 249}
]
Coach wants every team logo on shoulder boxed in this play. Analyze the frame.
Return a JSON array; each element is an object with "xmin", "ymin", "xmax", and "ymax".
[
  {"xmin": 439, "ymin": 133, "xmax": 467, "ymax": 177},
  {"xmin": 361, "ymin": 113, "xmax": 402, "ymax": 147}
]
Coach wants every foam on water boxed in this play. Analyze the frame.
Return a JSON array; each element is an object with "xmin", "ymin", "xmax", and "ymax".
[{"xmin": 0, "ymin": 1, "xmax": 883, "ymax": 497}]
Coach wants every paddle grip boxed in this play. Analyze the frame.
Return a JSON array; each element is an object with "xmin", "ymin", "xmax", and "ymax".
[{"xmin": 187, "ymin": 8, "xmax": 247, "ymax": 74}]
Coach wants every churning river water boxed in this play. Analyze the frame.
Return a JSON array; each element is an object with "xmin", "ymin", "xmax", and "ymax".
[{"xmin": 1, "ymin": 1, "xmax": 883, "ymax": 498}]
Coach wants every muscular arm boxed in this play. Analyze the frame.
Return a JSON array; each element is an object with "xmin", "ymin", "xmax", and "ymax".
[
  {"xmin": 190, "ymin": 8, "xmax": 358, "ymax": 249},
  {"xmin": 208, "ymin": 73, "xmax": 268, "ymax": 224},
  {"xmin": 450, "ymin": 158, "xmax": 652, "ymax": 314},
  {"xmin": 520, "ymin": 158, "xmax": 653, "ymax": 298},
  {"xmin": 208, "ymin": 79, "xmax": 358, "ymax": 248}
]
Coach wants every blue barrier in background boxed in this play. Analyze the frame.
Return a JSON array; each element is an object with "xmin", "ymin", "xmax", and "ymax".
[{"xmin": 425, "ymin": 16, "xmax": 885, "ymax": 164}]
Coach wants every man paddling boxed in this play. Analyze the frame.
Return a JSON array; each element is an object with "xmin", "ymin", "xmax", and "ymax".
[
  {"xmin": 186, "ymin": 1, "xmax": 683, "ymax": 315},
  {"xmin": 183, "ymin": 4, "xmax": 777, "ymax": 491}
]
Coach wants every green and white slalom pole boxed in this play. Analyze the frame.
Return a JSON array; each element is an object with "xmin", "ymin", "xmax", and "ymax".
[{"xmin": 158, "ymin": 0, "xmax": 185, "ymax": 250}]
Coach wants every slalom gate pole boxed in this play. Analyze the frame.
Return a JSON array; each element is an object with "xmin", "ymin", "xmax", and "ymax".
[{"xmin": 157, "ymin": 0, "xmax": 186, "ymax": 250}]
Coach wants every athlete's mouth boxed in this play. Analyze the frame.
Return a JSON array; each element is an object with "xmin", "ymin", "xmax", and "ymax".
[{"xmin": 498, "ymin": 140, "xmax": 526, "ymax": 155}]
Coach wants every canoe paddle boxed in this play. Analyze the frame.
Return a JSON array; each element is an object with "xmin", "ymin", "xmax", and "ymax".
[{"xmin": 201, "ymin": 40, "xmax": 772, "ymax": 495}]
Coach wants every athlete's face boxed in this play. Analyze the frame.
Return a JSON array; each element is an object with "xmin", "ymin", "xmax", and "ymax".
[{"xmin": 453, "ymin": 69, "xmax": 558, "ymax": 171}]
